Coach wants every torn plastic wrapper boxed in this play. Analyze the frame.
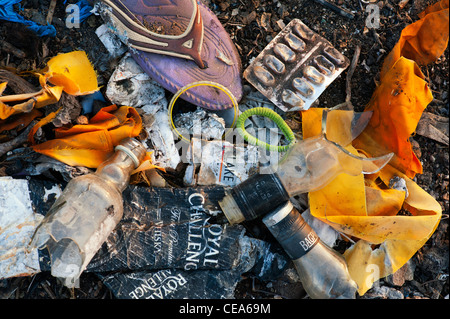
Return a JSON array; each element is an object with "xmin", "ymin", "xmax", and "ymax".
[
  {"xmin": 0, "ymin": 177, "xmax": 44, "ymax": 279},
  {"xmin": 1, "ymin": 180, "xmax": 289, "ymax": 298},
  {"xmin": 380, "ymin": 0, "xmax": 449, "ymax": 78},
  {"xmin": 88, "ymin": 185, "xmax": 288, "ymax": 299},
  {"xmin": 354, "ymin": 0, "xmax": 448, "ymax": 178},
  {"xmin": 30, "ymin": 104, "xmax": 144, "ymax": 168},
  {"xmin": 2, "ymin": 51, "xmax": 99, "ymax": 136},
  {"xmin": 184, "ymin": 138, "xmax": 260, "ymax": 187},
  {"xmin": 0, "ymin": 82, "xmax": 63, "ymax": 121},
  {"xmin": 39, "ymin": 51, "xmax": 100, "ymax": 96},
  {"xmin": 0, "ymin": 0, "xmax": 56, "ymax": 37},
  {"xmin": 303, "ymin": 106, "xmax": 442, "ymax": 295}
]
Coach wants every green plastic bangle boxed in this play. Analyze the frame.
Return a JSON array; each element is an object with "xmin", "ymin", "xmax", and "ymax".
[{"xmin": 236, "ymin": 107, "xmax": 296, "ymax": 152}]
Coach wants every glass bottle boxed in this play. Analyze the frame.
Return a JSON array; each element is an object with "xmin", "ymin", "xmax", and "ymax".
[
  {"xmin": 29, "ymin": 138, "xmax": 146, "ymax": 287},
  {"xmin": 219, "ymin": 134, "xmax": 393, "ymax": 224},
  {"xmin": 263, "ymin": 201, "xmax": 358, "ymax": 299}
]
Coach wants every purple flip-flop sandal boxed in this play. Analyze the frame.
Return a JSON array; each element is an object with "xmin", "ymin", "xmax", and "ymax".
[{"xmin": 100, "ymin": 0, "xmax": 243, "ymax": 110}]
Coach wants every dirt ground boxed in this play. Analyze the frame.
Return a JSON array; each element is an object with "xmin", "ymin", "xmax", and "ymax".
[{"xmin": 0, "ymin": 0, "xmax": 448, "ymax": 300}]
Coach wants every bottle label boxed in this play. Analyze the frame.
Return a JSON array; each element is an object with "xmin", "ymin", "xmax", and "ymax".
[
  {"xmin": 38, "ymin": 185, "xmax": 245, "ymax": 272},
  {"xmin": 267, "ymin": 210, "xmax": 320, "ymax": 260},
  {"xmin": 231, "ymin": 173, "xmax": 290, "ymax": 221},
  {"xmin": 282, "ymin": 224, "xmax": 319, "ymax": 259}
]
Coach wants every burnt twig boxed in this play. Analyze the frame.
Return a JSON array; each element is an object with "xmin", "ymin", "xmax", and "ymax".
[
  {"xmin": 0, "ymin": 69, "xmax": 38, "ymax": 94},
  {"xmin": 0, "ymin": 120, "xmax": 37, "ymax": 158},
  {"xmin": 0, "ymin": 39, "xmax": 26, "ymax": 59},
  {"xmin": 313, "ymin": 0, "xmax": 355, "ymax": 19},
  {"xmin": 333, "ymin": 45, "xmax": 361, "ymax": 110},
  {"xmin": 46, "ymin": 0, "xmax": 58, "ymax": 25},
  {"xmin": 345, "ymin": 45, "xmax": 361, "ymax": 106}
]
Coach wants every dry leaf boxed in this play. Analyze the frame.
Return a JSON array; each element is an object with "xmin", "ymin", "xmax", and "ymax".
[{"xmin": 415, "ymin": 112, "xmax": 449, "ymax": 145}]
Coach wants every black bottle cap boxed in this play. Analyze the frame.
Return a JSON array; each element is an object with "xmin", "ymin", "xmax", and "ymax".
[{"xmin": 222, "ymin": 173, "xmax": 290, "ymax": 223}]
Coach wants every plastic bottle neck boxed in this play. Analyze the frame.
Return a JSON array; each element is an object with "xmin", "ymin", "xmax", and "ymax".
[{"xmin": 95, "ymin": 138, "xmax": 146, "ymax": 192}]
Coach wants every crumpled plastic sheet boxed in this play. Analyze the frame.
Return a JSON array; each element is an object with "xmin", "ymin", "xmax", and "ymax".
[
  {"xmin": 0, "ymin": 177, "xmax": 44, "ymax": 279},
  {"xmin": 304, "ymin": 108, "xmax": 442, "ymax": 295},
  {"xmin": 30, "ymin": 104, "xmax": 143, "ymax": 168},
  {"xmin": 0, "ymin": 0, "xmax": 56, "ymax": 37},
  {"xmin": 1, "ymin": 51, "xmax": 97, "ymax": 133},
  {"xmin": 39, "ymin": 51, "xmax": 100, "ymax": 96},
  {"xmin": 302, "ymin": 0, "xmax": 447, "ymax": 296},
  {"xmin": 380, "ymin": 0, "xmax": 449, "ymax": 77},
  {"xmin": 184, "ymin": 138, "xmax": 260, "ymax": 187},
  {"xmin": 14, "ymin": 181, "xmax": 289, "ymax": 299}
]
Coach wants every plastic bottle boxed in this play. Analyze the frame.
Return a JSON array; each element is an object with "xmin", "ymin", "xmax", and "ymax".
[
  {"xmin": 262, "ymin": 201, "xmax": 357, "ymax": 299},
  {"xmin": 219, "ymin": 134, "xmax": 393, "ymax": 224},
  {"xmin": 29, "ymin": 138, "xmax": 146, "ymax": 287}
]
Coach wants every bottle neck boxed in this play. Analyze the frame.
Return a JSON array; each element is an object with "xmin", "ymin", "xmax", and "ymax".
[
  {"xmin": 220, "ymin": 172, "xmax": 290, "ymax": 224},
  {"xmin": 95, "ymin": 138, "xmax": 146, "ymax": 192}
]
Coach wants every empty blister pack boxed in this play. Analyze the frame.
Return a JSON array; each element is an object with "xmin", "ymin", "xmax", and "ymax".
[{"xmin": 244, "ymin": 19, "xmax": 350, "ymax": 112}]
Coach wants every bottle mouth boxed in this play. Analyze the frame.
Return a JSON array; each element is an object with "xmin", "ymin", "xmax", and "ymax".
[
  {"xmin": 262, "ymin": 201, "xmax": 310, "ymax": 241},
  {"xmin": 115, "ymin": 138, "xmax": 147, "ymax": 168},
  {"xmin": 262, "ymin": 201, "xmax": 294, "ymax": 227},
  {"xmin": 219, "ymin": 191, "xmax": 246, "ymax": 225}
]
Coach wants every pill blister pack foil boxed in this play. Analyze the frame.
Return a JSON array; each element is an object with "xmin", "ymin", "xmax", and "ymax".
[{"xmin": 244, "ymin": 19, "xmax": 350, "ymax": 112}]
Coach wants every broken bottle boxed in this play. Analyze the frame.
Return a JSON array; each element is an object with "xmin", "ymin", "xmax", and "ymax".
[
  {"xmin": 28, "ymin": 138, "xmax": 147, "ymax": 288},
  {"xmin": 263, "ymin": 201, "xmax": 357, "ymax": 299}
]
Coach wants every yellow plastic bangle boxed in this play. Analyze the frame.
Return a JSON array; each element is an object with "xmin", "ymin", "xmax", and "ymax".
[{"xmin": 168, "ymin": 81, "xmax": 239, "ymax": 143}]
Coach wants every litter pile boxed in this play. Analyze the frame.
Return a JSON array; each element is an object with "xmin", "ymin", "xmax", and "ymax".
[{"xmin": 0, "ymin": 0, "xmax": 448, "ymax": 299}]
